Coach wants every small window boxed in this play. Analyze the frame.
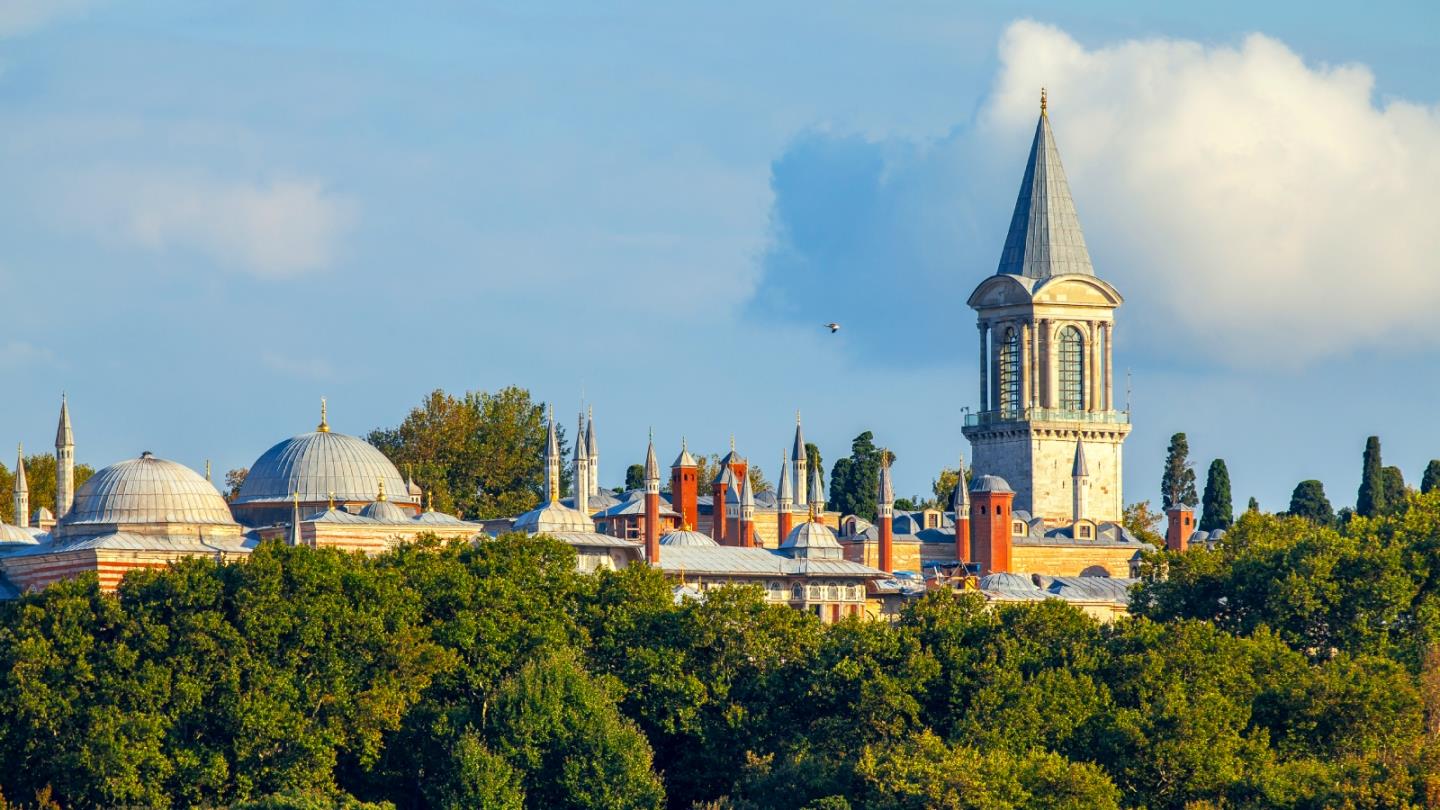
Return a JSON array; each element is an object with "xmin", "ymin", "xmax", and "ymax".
[
  {"xmin": 791, "ymin": 583, "xmax": 804, "ymax": 601},
  {"xmin": 1013, "ymin": 521, "xmax": 1025, "ymax": 536},
  {"xmin": 826, "ymin": 584, "xmax": 839, "ymax": 600},
  {"xmin": 1077, "ymin": 524, "xmax": 1093, "ymax": 540}
]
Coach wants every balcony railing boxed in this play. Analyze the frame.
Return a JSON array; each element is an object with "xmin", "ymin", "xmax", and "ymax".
[{"xmin": 964, "ymin": 408, "xmax": 1131, "ymax": 427}]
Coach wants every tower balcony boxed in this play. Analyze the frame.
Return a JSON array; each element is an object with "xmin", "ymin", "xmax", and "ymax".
[{"xmin": 964, "ymin": 408, "xmax": 1130, "ymax": 428}]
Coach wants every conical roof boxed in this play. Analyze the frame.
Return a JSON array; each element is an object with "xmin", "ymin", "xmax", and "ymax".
[
  {"xmin": 1072, "ymin": 439, "xmax": 1089, "ymax": 477},
  {"xmin": 777, "ymin": 452, "xmax": 793, "ymax": 502},
  {"xmin": 12, "ymin": 445, "xmax": 25, "ymax": 494},
  {"xmin": 996, "ymin": 97, "xmax": 1093, "ymax": 279},
  {"xmin": 56, "ymin": 395, "xmax": 73, "ymax": 447},
  {"xmin": 644, "ymin": 436, "xmax": 659, "ymax": 482}
]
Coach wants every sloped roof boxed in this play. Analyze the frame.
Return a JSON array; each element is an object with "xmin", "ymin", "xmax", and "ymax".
[{"xmin": 996, "ymin": 107, "xmax": 1094, "ymax": 279}]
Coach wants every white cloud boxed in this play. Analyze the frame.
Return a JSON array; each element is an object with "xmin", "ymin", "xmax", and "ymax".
[
  {"xmin": 0, "ymin": 0, "xmax": 95, "ymax": 38},
  {"xmin": 52, "ymin": 169, "xmax": 356, "ymax": 278},
  {"xmin": 981, "ymin": 21, "xmax": 1440, "ymax": 366}
]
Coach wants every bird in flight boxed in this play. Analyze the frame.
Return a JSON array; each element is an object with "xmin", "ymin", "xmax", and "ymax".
[{"xmin": 824, "ymin": 323, "xmax": 840, "ymax": 333}]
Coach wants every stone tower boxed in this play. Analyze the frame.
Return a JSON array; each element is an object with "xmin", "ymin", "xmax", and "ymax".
[
  {"xmin": 56, "ymin": 395, "xmax": 75, "ymax": 520},
  {"xmin": 961, "ymin": 91, "xmax": 1130, "ymax": 525}
]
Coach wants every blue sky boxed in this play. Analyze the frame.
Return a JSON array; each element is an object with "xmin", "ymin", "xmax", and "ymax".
[{"xmin": 1, "ymin": 1, "xmax": 1438, "ymax": 512}]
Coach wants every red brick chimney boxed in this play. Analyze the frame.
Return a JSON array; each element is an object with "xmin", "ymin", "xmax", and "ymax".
[
  {"xmin": 970, "ymin": 475, "xmax": 1015, "ymax": 575},
  {"xmin": 1165, "ymin": 503, "xmax": 1194, "ymax": 552},
  {"xmin": 670, "ymin": 439, "xmax": 698, "ymax": 532}
]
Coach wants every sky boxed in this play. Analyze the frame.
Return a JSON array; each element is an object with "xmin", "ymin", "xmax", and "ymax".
[{"xmin": 1, "ymin": 1, "xmax": 1438, "ymax": 513}]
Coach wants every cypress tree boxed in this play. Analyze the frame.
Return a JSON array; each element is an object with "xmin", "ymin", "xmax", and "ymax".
[
  {"xmin": 1422, "ymin": 460, "xmax": 1440, "ymax": 494},
  {"xmin": 1382, "ymin": 466, "xmax": 1406, "ymax": 513},
  {"xmin": 1199, "ymin": 459, "xmax": 1233, "ymax": 531},
  {"xmin": 1160, "ymin": 433, "xmax": 1198, "ymax": 509},
  {"xmin": 1287, "ymin": 479, "xmax": 1334, "ymax": 524},
  {"xmin": 1357, "ymin": 436, "xmax": 1385, "ymax": 517},
  {"xmin": 1247, "ymin": 496, "xmax": 1259, "ymax": 513}
]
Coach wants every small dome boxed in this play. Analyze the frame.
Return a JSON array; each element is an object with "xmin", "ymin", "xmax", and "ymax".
[
  {"xmin": 514, "ymin": 500, "xmax": 595, "ymax": 534},
  {"xmin": 61, "ymin": 453, "xmax": 238, "ymax": 528},
  {"xmin": 969, "ymin": 475, "xmax": 1014, "ymax": 494},
  {"xmin": 0, "ymin": 523, "xmax": 37, "ymax": 545},
  {"xmin": 236, "ymin": 430, "xmax": 411, "ymax": 506},
  {"xmin": 360, "ymin": 499, "xmax": 409, "ymax": 523},
  {"xmin": 781, "ymin": 519, "xmax": 841, "ymax": 550},
  {"xmin": 413, "ymin": 509, "xmax": 467, "ymax": 526},
  {"xmin": 659, "ymin": 529, "xmax": 716, "ymax": 547},
  {"xmin": 32, "ymin": 506, "xmax": 53, "ymax": 522}
]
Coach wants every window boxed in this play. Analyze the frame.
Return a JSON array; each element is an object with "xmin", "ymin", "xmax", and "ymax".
[
  {"xmin": 998, "ymin": 326, "xmax": 1021, "ymax": 414},
  {"xmin": 792, "ymin": 583, "xmax": 804, "ymax": 601},
  {"xmin": 1077, "ymin": 524, "xmax": 1093, "ymax": 540},
  {"xmin": 826, "ymin": 584, "xmax": 839, "ymax": 600},
  {"xmin": 1013, "ymin": 521, "xmax": 1025, "ymax": 536},
  {"xmin": 1060, "ymin": 326, "xmax": 1085, "ymax": 411}
]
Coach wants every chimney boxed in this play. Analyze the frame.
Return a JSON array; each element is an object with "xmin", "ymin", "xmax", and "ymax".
[
  {"xmin": 712, "ymin": 465, "xmax": 732, "ymax": 544},
  {"xmin": 970, "ymin": 475, "xmax": 1015, "ymax": 575},
  {"xmin": 670, "ymin": 438, "xmax": 699, "ymax": 531},
  {"xmin": 877, "ymin": 451, "xmax": 895, "ymax": 572},
  {"xmin": 1165, "ymin": 503, "xmax": 1194, "ymax": 552}
]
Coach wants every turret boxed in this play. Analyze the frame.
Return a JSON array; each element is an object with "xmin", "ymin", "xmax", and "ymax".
[
  {"xmin": 670, "ymin": 438, "xmax": 699, "ymax": 531},
  {"xmin": 738, "ymin": 473, "xmax": 756, "ymax": 548},
  {"xmin": 776, "ymin": 450, "xmax": 794, "ymax": 542},
  {"xmin": 953, "ymin": 453, "xmax": 970, "ymax": 568},
  {"xmin": 574, "ymin": 411, "xmax": 589, "ymax": 517},
  {"xmin": 643, "ymin": 433, "xmax": 661, "ymax": 564},
  {"xmin": 877, "ymin": 451, "xmax": 894, "ymax": 572},
  {"xmin": 808, "ymin": 464, "xmax": 825, "ymax": 515},
  {"xmin": 1166, "ymin": 502, "xmax": 1195, "ymax": 552},
  {"xmin": 55, "ymin": 394, "xmax": 74, "ymax": 519},
  {"xmin": 1072, "ymin": 439, "xmax": 1089, "ymax": 523},
  {"xmin": 13, "ymin": 444, "xmax": 28, "ymax": 529},
  {"xmin": 792, "ymin": 412, "xmax": 808, "ymax": 510}
]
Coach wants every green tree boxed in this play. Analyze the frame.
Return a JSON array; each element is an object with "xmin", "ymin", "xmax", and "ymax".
[
  {"xmin": 0, "ymin": 454, "xmax": 96, "ymax": 524},
  {"xmin": 805, "ymin": 442, "xmax": 823, "ymax": 482},
  {"xmin": 1159, "ymin": 433, "xmax": 1198, "ymax": 509},
  {"xmin": 929, "ymin": 466, "xmax": 970, "ymax": 509},
  {"xmin": 1248, "ymin": 496, "xmax": 1260, "ymax": 513},
  {"xmin": 368, "ymin": 387, "xmax": 564, "ymax": 519},
  {"xmin": 1122, "ymin": 501, "xmax": 1165, "ymax": 547},
  {"xmin": 1199, "ymin": 459, "xmax": 1233, "ymax": 532},
  {"xmin": 624, "ymin": 464, "xmax": 644, "ymax": 492},
  {"xmin": 829, "ymin": 433, "xmax": 885, "ymax": 520},
  {"xmin": 1357, "ymin": 435, "xmax": 1385, "ymax": 518},
  {"xmin": 225, "ymin": 467, "xmax": 249, "ymax": 500},
  {"xmin": 1287, "ymin": 480, "xmax": 1334, "ymax": 524},
  {"xmin": 1382, "ymin": 465, "xmax": 1407, "ymax": 514},
  {"xmin": 1422, "ymin": 460, "xmax": 1440, "ymax": 494}
]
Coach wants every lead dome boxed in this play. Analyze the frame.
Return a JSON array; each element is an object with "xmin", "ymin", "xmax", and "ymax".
[{"xmin": 56, "ymin": 452, "xmax": 241, "ymax": 539}]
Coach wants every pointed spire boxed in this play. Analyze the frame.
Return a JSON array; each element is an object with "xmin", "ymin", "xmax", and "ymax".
[
  {"xmin": 808, "ymin": 466, "xmax": 824, "ymax": 519},
  {"xmin": 997, "ymin": 92, "xmax": 1093, "ymax": 279},
  {"xmin": 574, "ymin": 412, "xmax": 588, "ymax": 462},
  {"xmin": 13, "ymin": 444, "xmax": 26, "ymax": 494},
  {"xmin": 56, "ymin": 393, "xmax": 73, "ymax": 448},
  {"xmin": 739, "ymin": 471, "xmax": 754, "ymax": 509},
  {"xmin": 586, "ymin": 406, "xmax": 597, "ymax": 455},
  {"xmin": 954, "ymin": 452, "xmax": 970, "ymax": 510},
  {"xmin": 318, "ymin": 397, "xmax": 329, "ymax": 432},
  {"xmin": 545, "ymin": 406, "xmax": 560, "ymax": 503},
  {"xmin": 1072, "ymin": 438, "xmax": 1089, "ymax": 477},
  {"xmin": 777, "ymin": 450, "xmax": 793, "ymax": 504},
  {"xmin": 643, "ymin": 429, "xmax": 660, "ymax": 485},
  {"xmin": 672, "ymin": 436, "xmax": 697, "ymax": 468},
  {"xmin": 290, "ymin": 490, "xmax": 302, "ymax": 546}
]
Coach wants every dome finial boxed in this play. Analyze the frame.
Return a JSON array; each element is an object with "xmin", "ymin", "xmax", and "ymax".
[
  {"xmin": 376, "ymin": 477, "xmax": 387, "ymax": 502},
  {"xmin": 1040, "ymin": 87, "xmax": 1047, "ymax": 115},
  {"xmin": 327, "ymin": 491, "xmax": 335, "ymax": 509},
  {"xmin": 318, "ymin": 397, "xmax": 329, "ymax": 432},
  {"xmin": 426, "ymin": 489, "xmax": 433, "ymax": 512},
  {"xmin": 205, "ymin": 459, "xmax": 211, "ymax": 482}
]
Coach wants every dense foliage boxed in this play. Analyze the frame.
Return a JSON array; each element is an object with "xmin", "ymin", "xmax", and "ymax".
[
  {"xmin": 1359, "ymin": 435, "xmax": 1386, "ymax": 518},
  {"xmin": 0, "ymin": 517, "xmax": 1434, "ymax": 809},
  {"xmin": 1159, "ymin": 432, "xmax": 1197, "ymax": 509},
  {"xmin": 1199, "ymin": 458, "xmax": 1233, "ymax": 532},
  {"xmin": 829, "ymin": 432, "xmax": 885, "ymax": 521},
  {"xmin": 0, "ymin": 454, "xmax": 96, "ymax": 524}
]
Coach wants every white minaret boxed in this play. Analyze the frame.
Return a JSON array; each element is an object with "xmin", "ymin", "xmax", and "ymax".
[
  {"xmin": 586, "ymin": 406, "xmax": 600, "ymax": 496},
  {"xmin": 792, "ymin": 411, "xmax": 808, "ymax": 510},
  {"xmin": 55, "ymin": 394, "xmax": 74, "ymax": 520},
  {"xmin": 544, "ymin": 407, "xmax": 560, "ymax": 503},
  {"xmin": 13, "ymin": 444, "xmax": 28, "ymax": 529},
  {"xmin": 574, "ymin": 411, "xmax": 590, "ymax": 517},
  {"xmin": 1072, "ymin": 438, "xmax": 1089, "ymax": 523}
]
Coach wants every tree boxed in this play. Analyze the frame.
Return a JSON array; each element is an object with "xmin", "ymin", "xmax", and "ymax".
[
  {"xmin": 829, "ymin": 433, "xmax": 885, "ymax": 521},
  {"xmin": 624, "ymin": 464, "xmax": 645, "ymax": 492},
  {"xmin": 225, "ymin": 467, "xmax": 249, "ymax": 500},
  {"xmin": 0, "ymin": 454, "xmax": 95, "ymax": 524},
  {"xmin": 929, "ymin": 466, "xmax": 970, "ymax": 509},
  {"xmin": 1287, "ymin": 480, "xmax": 1334, "ymax": 524},
  {"xmin": 693, "ymin": 454, "xmax": 771, "ymax": 495},
  {"xmin": 805, "ymin": 442, "xmax": 823, "ymax": 482},
  {"xmin": 1159, "ymin": 433, "xmax": 1197, "ymax": 509},
  {"xmin": 367, "ymin": 387, "xmax": 564, "ymax": 519},
  {"xmin": 1422, "ymin": 461, "xmax": 1440, "ymax": 495},
  {"xmin": 1357, "ymin": 436, "xmax": 1385, "ymax": 518},
  {"xmin": 1122, "ymin": 501, "xmax": 1165, "ymax": 547},
  {"xmin": 1199, "ymin": 459, "xmax": 1233, "ymax": 532},
  {"xmin": 1248, "ymin": 496, "xmax": 1260, "ymax": 513},
  {"xmin": 1382, "ymin": 466, "xmax": 1407, "ymax": 514}
]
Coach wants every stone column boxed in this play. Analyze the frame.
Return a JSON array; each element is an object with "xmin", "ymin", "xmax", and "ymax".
[
  {"xmin": 977, "ymin": 323, "xmax": 988, "ymax": 412},
  {"xmin": 1083, "ymin": 323, "xmax": 1096, "ymax": 412},
  {"xmin": 1018, "ymin": 321, "xmax": 1031, "ymax": 414},
  {"xmin": 990, "ymin": 324, "xmax": 1003, "ymax": 412},
  {"xmin": 1104, "ymin": 323, "xmax": 1115, "ymax": 412},
  {"xmin": 1046, "ymin": 321, "xmax": 1059, "ymax": 409}
]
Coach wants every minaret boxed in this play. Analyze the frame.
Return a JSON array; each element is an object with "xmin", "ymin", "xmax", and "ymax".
[
  {"xmin": 586, "ymin": 407, "xmax": 599, "ymax": 496},
  {"xmin": 877, "ymin": 451, "xmax": 895, "ymax": 572},
  {"xmin": 13, "ymin": 444, "xmax": 28, "ymax": 529},
  {"xmin": 776, "ymin": 450, "xmax": 794, "ymax": 542},
  {"xmin": 574, "ymin": 412, "xmax": 589, "ymax": 517},
  {"xmin": 544, "ymin": 407, "xmax": 560, "ymax": 503},
  {"xmin": 670, "ymin": 438, "xmax": 699, "ymax": 531},
  {"xmin": 953, "ymin": 453, "xmax": 970, "ymax": 567},
  {"xmin": 792, "ymin": 412, "xmax": 808, "ymax": 510},
  {"xmin": 643, "ymin": 432, "xmax": 661, "ymax": 564},
  {"xmin": 808, "ymin": 465, "xmax": 825, "ymax": 518},
  {"xmin": 55, "ymin": 394, "xmax": 74, "ymax": 520},
  {"xmin": 738, "ymin": 473, "xmax": 757, "ymax": 548},
  {"xmin": 289, "ymin": 491, "xmax": 302, "ymax": 547},
  {"xmin": 1072, "ymin": 438, "xmax": 1089, "ymax": 523}
]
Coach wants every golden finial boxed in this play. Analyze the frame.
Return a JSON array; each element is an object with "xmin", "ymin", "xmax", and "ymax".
[
  {"xmin": 730, "ymin": 434, "xmax": 735, "ymax": 452},
  {"xmin": 796, "ymin": 409, "xmax": 801, "ymax": 426},
  {"xmin": 293, "ymin": 490, "xmax": 300, "ymax": 508},
  {"xmin": 1040, "ymin": 87, "xmax": 1047, "ymax": 115},
  {"xmin": 426, "ymin": 489, "xmax": 433, "ymax": 512},
  {"xmin": 376, "ymin": 478, "xmax": 387, "ymax": 501},
  {"xmin": 318, "ymin": 397, "xmax": 329, "ymax": 432},
  {"xmin": 205, "ymin": 459, "xmax": 212, "ymax": 482},
  {"xmin": 327, "ymin": 491, "xmax": 335, "ymax": 509}
]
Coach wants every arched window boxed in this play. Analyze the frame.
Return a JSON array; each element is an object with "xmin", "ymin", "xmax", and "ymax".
[
  {"xmin": 792, "ymin": 583, "xmax": 804, "ymax": 601},
  {"xmin": 1059, "ymin": 326, "xmax": 1085, "ymax": 411},
  {"xmin": 998, "ymin": 326, "xmax": 1021, "ymax": 414}
]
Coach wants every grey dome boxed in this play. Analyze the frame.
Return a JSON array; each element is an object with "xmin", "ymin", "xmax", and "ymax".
[
  {"xmin": 659, "ymin": 529, "xmax": 716, "ymax": 547},
  {"xmin": 969, "ymin": 475, "xmax": 1014, "ymax": 494},
  {"xmin": 360, "ymin": 499, "xmax": 409, "ymax": 523},
  {"xmin": 514, "ymin": 500, "xmax": 595, "ymax": 534},
  {"xmin": 781, "ymin": 520, "xmax": 841, "ymax": 550},
  {"xmin": 61, "ymin": 453, "xmax": 238, "ymax": 528},
  {"xmin": 235, "ymin": 430, "xmax": 411, "ymax": 507}
]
